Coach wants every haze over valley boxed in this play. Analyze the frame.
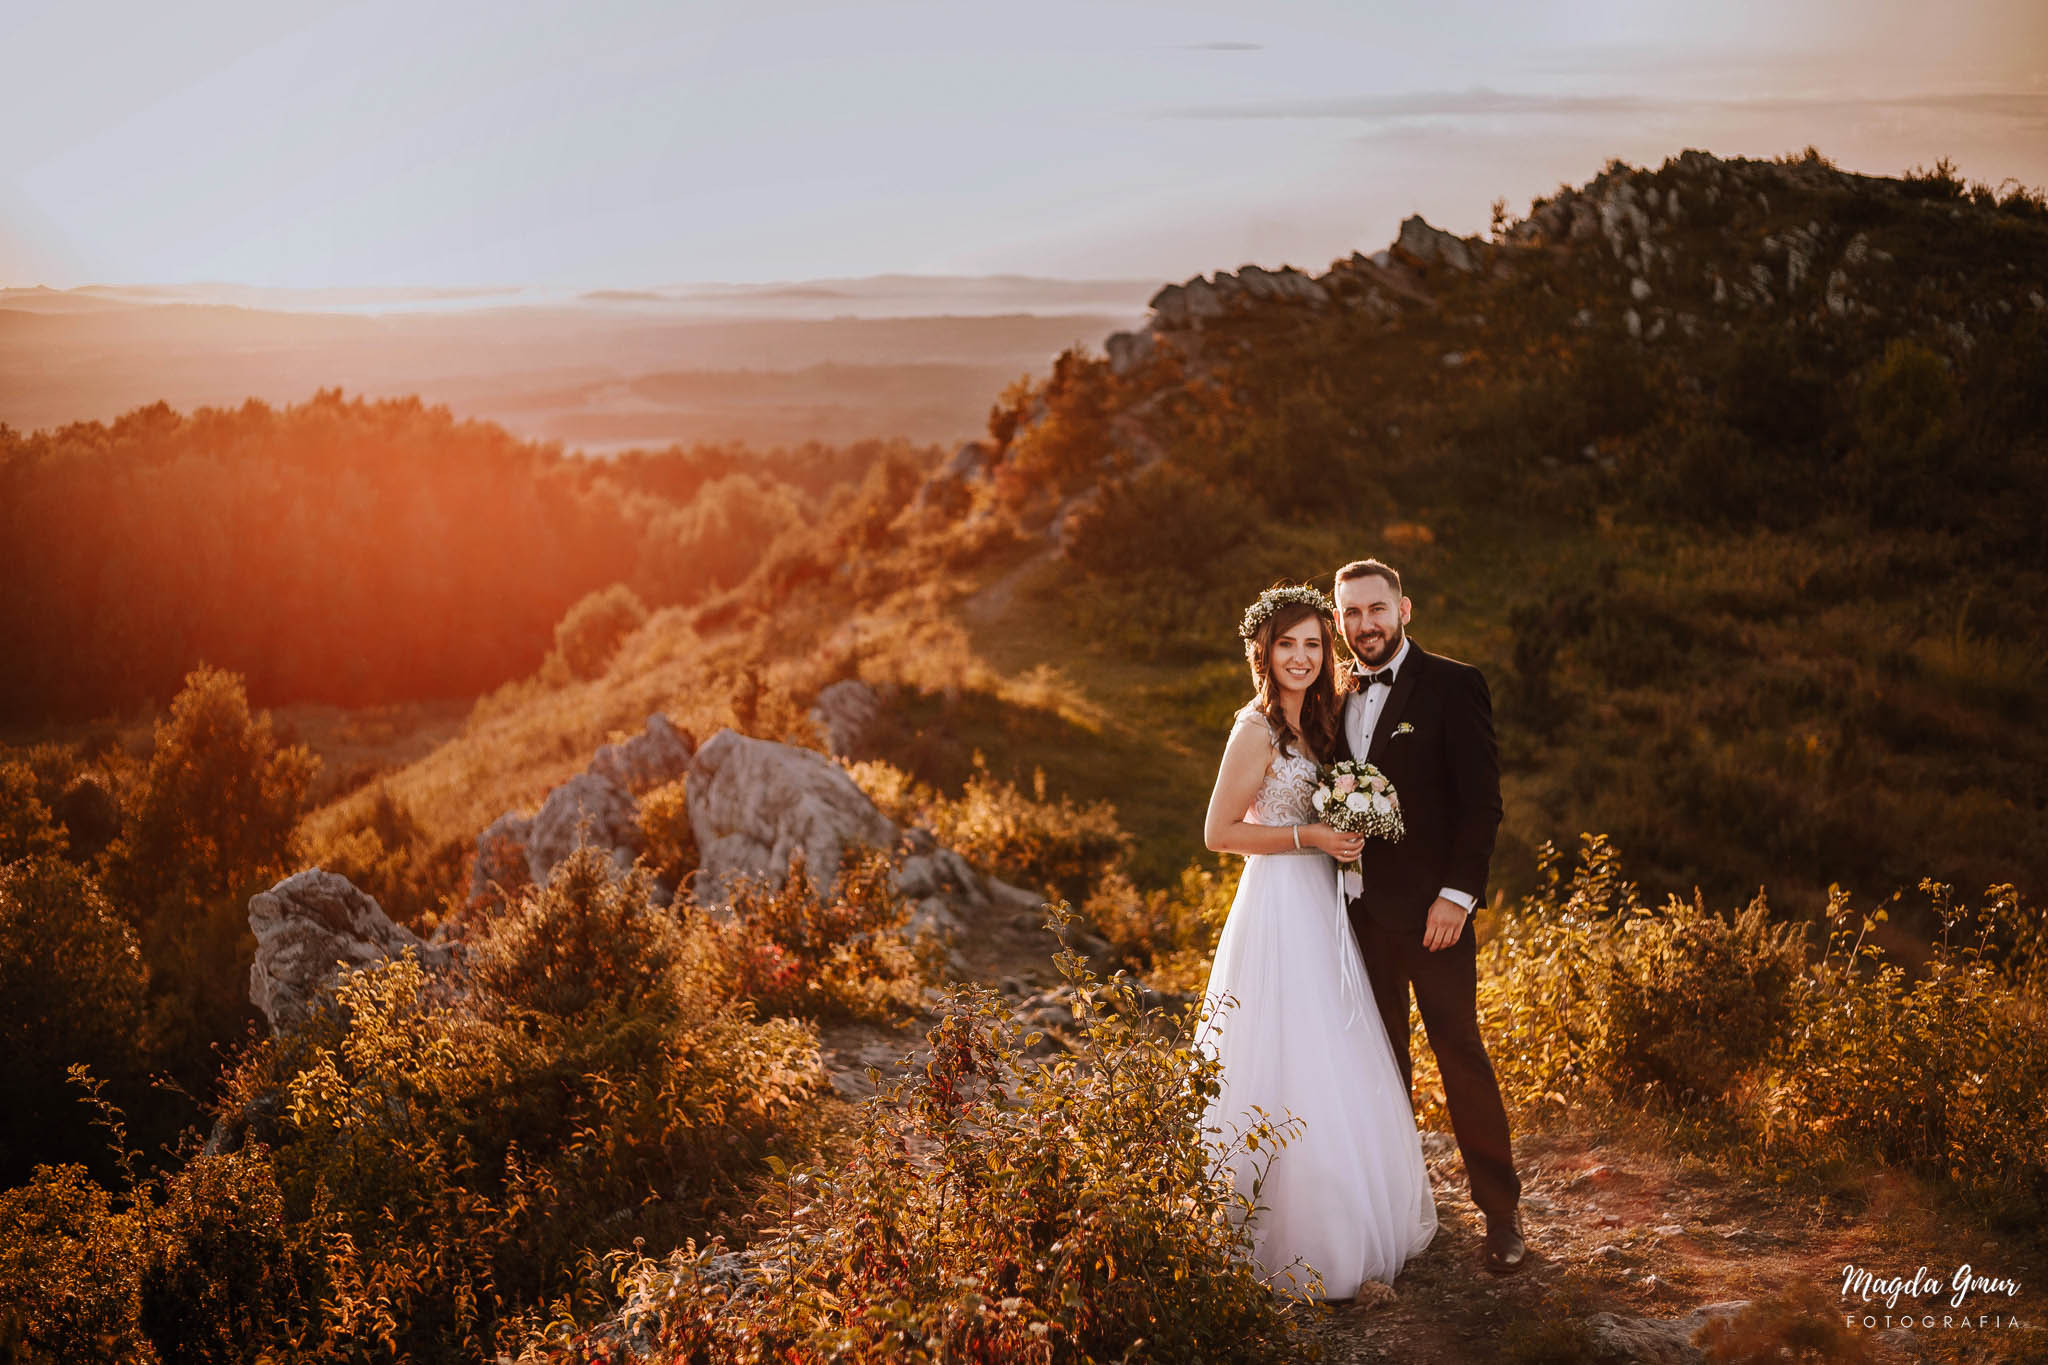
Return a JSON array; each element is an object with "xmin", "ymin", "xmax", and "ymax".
[{"xmin": 0, "ymin": 275, "xmax": 1149, "ymax": 450}]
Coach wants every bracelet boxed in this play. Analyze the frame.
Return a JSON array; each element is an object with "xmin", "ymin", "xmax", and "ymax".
[{"xmin": 1292, "ymin": 824, "xmax": 1301, "ymax": 850}]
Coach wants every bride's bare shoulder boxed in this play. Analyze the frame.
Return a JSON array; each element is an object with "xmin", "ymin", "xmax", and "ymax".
[{"xmin": 1226, "ymin": 704, "xmax": 1277, "ymax": 753}]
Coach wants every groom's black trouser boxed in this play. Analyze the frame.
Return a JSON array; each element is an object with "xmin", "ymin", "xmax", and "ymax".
[{"xmin": 1350, "ymin": 907, "xmax": 1522, "ymax": 1224}]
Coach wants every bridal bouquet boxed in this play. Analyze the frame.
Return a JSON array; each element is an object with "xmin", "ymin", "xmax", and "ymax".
[{"xmin": 1311, "ymin": 759, "xmax": 1404, "ymax": 896}]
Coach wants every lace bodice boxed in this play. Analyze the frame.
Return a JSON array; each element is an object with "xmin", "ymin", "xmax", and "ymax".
[{"xmin": 1233, "ymin": 707, "xmax": 1321, "ymax": 827}]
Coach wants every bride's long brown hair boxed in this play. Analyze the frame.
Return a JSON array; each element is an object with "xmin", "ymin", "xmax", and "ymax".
[{"xmin": 1246, "ymin": 600, "xmax": 1346, "ymax": 762}]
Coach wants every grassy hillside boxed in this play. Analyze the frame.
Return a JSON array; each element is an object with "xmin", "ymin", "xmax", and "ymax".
[{"xmin": 288, "ymin": 151, "xmax": 2048, "ymax": 927}]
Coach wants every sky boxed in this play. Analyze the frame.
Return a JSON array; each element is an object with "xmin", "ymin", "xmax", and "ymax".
[{"xmin": 4, "ymin": 0, "xmax": 2046, "ymax": 291}]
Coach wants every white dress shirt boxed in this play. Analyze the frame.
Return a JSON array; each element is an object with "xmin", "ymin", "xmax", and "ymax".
[{"xmin": 1345, "ymin": 636, "xmax": 1475, "ymax": 916}]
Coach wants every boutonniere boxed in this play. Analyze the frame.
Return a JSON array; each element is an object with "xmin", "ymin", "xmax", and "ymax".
[{"xmin": 1393, "ymin": 722, "xmax": 1415, "ymax": 736}]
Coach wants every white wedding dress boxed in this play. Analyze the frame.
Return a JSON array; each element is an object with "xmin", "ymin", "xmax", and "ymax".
[{"xmin": 1197, "ymin": 706, "xmax": 1438, "ymax": 1299}]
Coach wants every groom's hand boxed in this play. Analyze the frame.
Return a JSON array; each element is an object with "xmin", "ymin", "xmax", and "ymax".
[{"xmin": 1422, "ymin": 897, "xmax": 1467, "ymax": 952}]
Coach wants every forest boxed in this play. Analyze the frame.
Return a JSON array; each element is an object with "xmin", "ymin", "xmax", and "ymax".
[{"xmin": 0, "ymin": 390, "xmax": 933, "ymax": 723}]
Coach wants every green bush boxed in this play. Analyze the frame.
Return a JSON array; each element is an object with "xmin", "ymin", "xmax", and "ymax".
[
  {"xmin": 850, "ymin": 757, "xmax": 1130, "ymax": 907},
  {"xmin": 1857, "ymin": 338, "xmax": 1958, "ymax": 470},
  {"xmin": 636, "ymin": 774, "xmax": 700, "ymax": 892},
  {"xmin": 0, "ymin": 758, "xmax": 65, "ymax": 863},
  {"xmin": 306, "ymin": 783, "xmax": 467, "ymax": 933},
  {"xmin": 137, "ymin": 1147, "xmax": 316, "ymax": 1365},
  {"xmin": 528, "ymin": 907, "xmax": 1309, "ymax": 1364},
  {"xmin": 469, "ymin": 844, "xmax": 689, "ymax": 1022}
]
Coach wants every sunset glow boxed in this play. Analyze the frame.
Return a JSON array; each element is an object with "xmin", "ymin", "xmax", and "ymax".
[{"xmin": 5, "ymin": 0, "xmax": 2046, "ymax": 289}]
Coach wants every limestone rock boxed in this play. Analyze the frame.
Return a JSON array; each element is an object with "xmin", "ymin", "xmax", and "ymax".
[
  {"xmin": 810, "ymin": 679, "xmax": 881, "ymax": 758},
  {"xmin": 469, "ymin": 810, "xmax": 535, "ymax": 906},
  {"xmin": 248, "ymin": 868, "xmax": 451, "ymax": 1033},
  {"xmin": 1105, "ymin": 328, "xmax": 1156, "ymax": 376},
  {"xmin": 1147, "ymin": 281, "xmax": 1189, "ymax": 328},
  {"xmin": 687, "ymin": 729, "xmax": 899, "ymax": 902},
  {"xmin": 1393, "ymin": 215, "xmax": 1476, "ymax": 273},
  {"xmin": 526, "ymin": 771, "xmax": 643, "ymax": 884},
  {"xmin": 588, "ymin": 713, "xmax": 693, "ymax": 792}
]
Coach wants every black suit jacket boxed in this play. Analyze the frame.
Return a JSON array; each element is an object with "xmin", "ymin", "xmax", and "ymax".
[{"xmin": 1337, "ymin": 641, "xmax": 1504, "ymax": 929}]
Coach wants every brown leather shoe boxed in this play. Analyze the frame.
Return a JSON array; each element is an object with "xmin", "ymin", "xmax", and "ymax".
[{"xmin": 1484, "ymin": 1214, "xmax": 1527, "ymax": 1275}]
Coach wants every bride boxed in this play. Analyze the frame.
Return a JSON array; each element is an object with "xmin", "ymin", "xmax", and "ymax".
[{"xmin": 1197, "ymin": 584, "xmax": 1438, "ymax": 1299}]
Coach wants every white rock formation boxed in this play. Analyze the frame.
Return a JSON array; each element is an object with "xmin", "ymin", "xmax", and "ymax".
[
  {"xmin": 248, "ymin": 868, "xmax": 452, "ymax": 1033},
  {"xmin": 588, "ymin": 713, "xmax": 693, "ymax": 792},
  {"xmin": 686, "ymin": 729, "xmax": 899, "ymax": 902}
]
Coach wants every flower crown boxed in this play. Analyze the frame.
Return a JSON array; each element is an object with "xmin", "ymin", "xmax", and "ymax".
[{"xmin": 1238, "ymin": 585, "xmax": 1335, "ymax": 641}]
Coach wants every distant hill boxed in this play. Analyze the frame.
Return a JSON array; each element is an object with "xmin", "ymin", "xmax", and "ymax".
[{"xmin": 639, "ymin": 146, "xmax": 2048, "ymax": 916}]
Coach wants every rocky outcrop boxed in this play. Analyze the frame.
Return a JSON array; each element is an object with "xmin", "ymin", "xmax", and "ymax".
[
  {"xmin": 589, "ymin": 714, "xmax": 693, "ymax": 792},
  {"xmin": 686, "ymin": 728, "xmax": 899, "ymax": 902},
  {"xmin": 526, "ymin": 771, "xmax": 643, "ymax": 882},
  {"xmin": 469, "ymin": 809, "xmax": 535, "ymax": 907},
  {"xmin": 248, "ymin": 868, "xmax": 453, "ymax": 1033},
  {"xmin": 469, "ymin": 712, "xmax": 690, "ymax": 909},
  {"xmin": 1144, "ymin": 263, "xmax": 1331, "ymax": 331},
  {"xmin": 809, "ymin": 679, "xmax": 880, "ymax": 758},
  {"xmin": 1392, "ymin": 214, "xmax": 1478, "ymax": 273}
]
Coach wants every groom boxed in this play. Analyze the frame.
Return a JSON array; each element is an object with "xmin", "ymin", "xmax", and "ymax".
[{"xmin": 1332, "ymin": 558, "xmax": 1525, "ymax": 1274}]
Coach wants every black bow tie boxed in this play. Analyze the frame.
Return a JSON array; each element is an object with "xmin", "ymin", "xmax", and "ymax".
[{"xmin": 1356, "ymin": 666, "xmax": 1395, "ymax": 687}]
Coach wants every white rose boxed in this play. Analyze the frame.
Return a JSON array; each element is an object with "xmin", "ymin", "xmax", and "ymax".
[
  {"xmin": 1344, "ymin": 791, "xmax": 1371, "ymax": 813},
  {"xmin": 1315, "ymin": 786, "xmax": 1332, "ymax": 808}
]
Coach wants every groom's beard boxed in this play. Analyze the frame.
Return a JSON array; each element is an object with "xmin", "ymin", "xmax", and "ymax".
[{"xmin": 1350, "ymin": 623, "xmax": 1403, "ymax": 669}]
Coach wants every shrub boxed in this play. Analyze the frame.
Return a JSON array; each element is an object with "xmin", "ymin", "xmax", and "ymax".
[
  {"xmin": 533, "ymin": 906, "xmax": 1310, "ymax": 1364},
  {"xmin": 636, "ymin": 774, "xmax": 700, "ymax": 893},
  {"xmin": 99, "ymin": 664, "xmax": 320, "ymax": 1086},
  {"xmin": 1857, "ymin": 338, "xmax": 1958, "ymax": 470},
  {"xmin": 137, "ymin": 1147, "xmax": 317, "ymax": 1364},
  {"xmin": 1596, "ymin": 888, "xmax": 1807, "ymax": 1103},
  {"xmin": 0, "ymin": 758, "xmax": 64, "ymax": 863},
  {"xmin": 847, "ymin": 757, "xmax": 1131, "ymax": 907},
  {"xmin": 701, "ymin": 845, "xmax": 934, "ymax": 1021},
  {"xmin": 470, "ymin": 845, "xmax": 689, "ymax": 1022},
  {"xmin": 0, "ymin": 1164, "xmax": 149, "ymax": 1364},
  {"xmin": 548, "ymin": 582, "xmax": 648, "ymax": 681},
  {"xmin": 0, "ymin": 857, "xmax": 152, "ymax": 1186},
  {"xmin": 931, "ymin": 763, "xmax": 1130, "ymax": 905},
  {"xmin": 306, "ymin": 784, "xmax": 467, "ymax": 932},
  {"xmin": 1469, "ymin": 838, "xmax": 2048, "ymax": 1230},
  {"xmin": 1080, "ymin": 857, "xmax": 1240, "ymax": 993}
]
